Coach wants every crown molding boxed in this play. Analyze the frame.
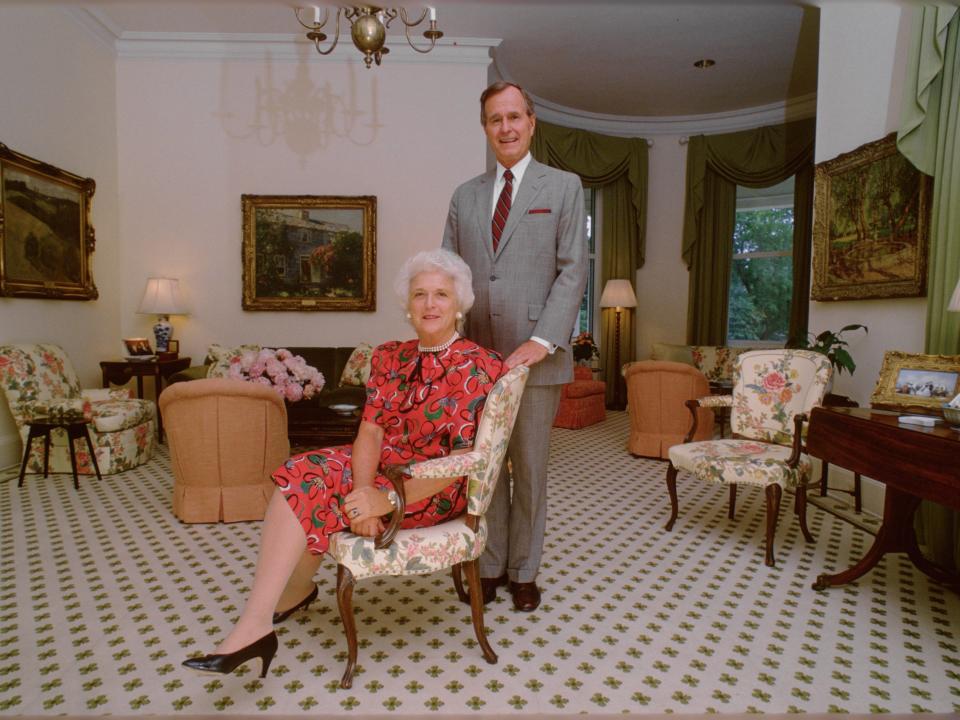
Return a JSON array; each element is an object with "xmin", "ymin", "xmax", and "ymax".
[
  {"xmin": 62, "ymin": 7, "xmax": 120, "ymax": 51},
  {"xmin": 114, "ymin": 30, "xmax": 497, "ymax": 64}
]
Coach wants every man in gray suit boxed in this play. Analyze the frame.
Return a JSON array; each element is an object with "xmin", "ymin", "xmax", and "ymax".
[{"xmin": 442, "ymin": 81, "xmax": 587, "ymax": 611}]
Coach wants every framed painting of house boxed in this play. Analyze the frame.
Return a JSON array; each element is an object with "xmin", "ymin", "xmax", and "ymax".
[
  {"xmin": 870, "ymin": 350, "xmax": 960, "ymax": 415},
  {"xmin": 241, "ymin": 194, "xmax": 376, "ymax": 311},
  {"xmin": 0, "ymin": 143, "xmax": 98, "ymax": 300},
  {"xmin": 811, "ymin": 133, "xmax": 931, "ymax": 301}
]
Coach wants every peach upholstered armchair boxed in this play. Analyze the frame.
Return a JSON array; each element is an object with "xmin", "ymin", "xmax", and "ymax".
[
  {"xmin": 664, "ymin": 349, "xmax": 832, "ymax": 566},
  {"xmin": 0, "ymin": 343, "xmax": 156, "ymax": 475},
  {"xmin": 328, "ymin": 365, "xmax": 529, "ymax": 689},
  {"xmin": 160, "ymin": 378, "xmax": 290, "ymax": 523}
]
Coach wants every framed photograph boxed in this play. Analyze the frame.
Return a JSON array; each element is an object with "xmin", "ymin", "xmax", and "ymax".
[
  {"xmin": 870, "ymin": 350, "xmax": 960, "ymax": 414},
  {"xmin": 123, "ymin": 337, "xmax": 153, "ymax": 356},
  {"xmin": 242, "ymin": 194, "xmax": 376, "ymax": 311},
  {"xmin": 812, "ymin": 133, "xmax": 931, "ymax": 301},
  {"xmin": 0, "ymin": 143, "xmax": 98, "ymax": 300}
]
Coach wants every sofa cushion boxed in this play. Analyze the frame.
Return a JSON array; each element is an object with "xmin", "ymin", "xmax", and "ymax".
[
  {"xmin": 205, "ymin": 344, "xmax": 262, "ymax": 378},
  {"xmin": 339, "ymin": 343, "xmax": 374, "ymax": 386},
  {"xmin": 690, "ymin": 346, "xmax": 753, "ymax": 384},
  {"xmin": 91, "ymin": 399, "xmax": 155, "ymax": 433}
]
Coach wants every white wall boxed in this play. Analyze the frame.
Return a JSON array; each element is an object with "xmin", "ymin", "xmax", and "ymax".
[
  {"xmin": 811, "ymin": 2, "xmax": 917, "ymax": 512},
  {"xmin": 0, "ymin": 7, "xmax": 119, "ymax": 466},
  {"xmin": 115, "ymin": 49, "xmax": 488, "ymax": 356}
]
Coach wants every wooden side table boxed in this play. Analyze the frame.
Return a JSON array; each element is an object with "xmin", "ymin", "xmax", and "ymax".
[
  {"xmin": 817, "ymin": 392, "xmax": 862, "ymax": 512},
  {"xmin": 18, "ymin": 417, "xmax": 102, "ymax": 490},
  {"xmin": 100, "ymin": 356, "xmax": 191, "ymax": 442}
]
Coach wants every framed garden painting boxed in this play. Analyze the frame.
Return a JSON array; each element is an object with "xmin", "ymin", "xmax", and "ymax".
[
  {"xmin": 242, "ymin": 194, "xmax": 376, "ymax": 311},
  {"xmin": 0, "ymin": 143, "xmax": 98, "ymax": 300},
  {"xmin": 812, "ymin": 133, "xmax": 931, "ymax": 301},
  {"xmin": 870, "ymin": 350, "xmax": 960, "ymax": 414}
]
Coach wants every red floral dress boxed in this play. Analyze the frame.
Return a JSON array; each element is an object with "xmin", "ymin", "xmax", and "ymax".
[{"xmin": 273, "ymin": 338, "xmax": 503, "ymax": 555}]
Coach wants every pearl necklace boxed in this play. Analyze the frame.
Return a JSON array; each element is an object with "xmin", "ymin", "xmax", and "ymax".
[{"xmin": 418, "ymin": 332, "xmax": 459, "ymax": 353}]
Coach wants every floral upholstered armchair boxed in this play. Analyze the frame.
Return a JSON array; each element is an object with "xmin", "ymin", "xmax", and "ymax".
[
  {"xmin": 0, "ymin": 344, "xmax": 156, "ymax": 475},
  {"xmin": 664, "ymin": 349, "xmax": 832, "ymax": 566},
  {"xmin": 328, "ymin": 365, "xmax": 529, "ymax": 689}
]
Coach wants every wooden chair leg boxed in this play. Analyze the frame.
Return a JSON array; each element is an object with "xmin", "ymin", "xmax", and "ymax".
[
  {"xmin": 452, "ymin": 564, "xmax": 468, "ymax": 603},
  {"xmin": 463, "ymin": 559, "xmax": 497, "ymax": 665},
  {"xmin": 764, "ymin": 485, "xmax": 782, "ymax": 567},
  {"xmin": 81, "ymin": 425, "xmax": 102, "ymax": 482},
  {"xmin": 854, "ymin": 473, "xmax": 862, "ymax": 513},
  {"xmin": 795, "ymin": 478, "xmax": 815, "ymax": 543},
  {"xmin": 336, "ymin": 564, "xmax": 358, "ymax": 689},
  {"xmin": 728, "ymin": 485, "xmax": 737, "ymax": 520},
  {"xmin": 665, "ymin": 464, "xmax": 679, "ymax": 531}
]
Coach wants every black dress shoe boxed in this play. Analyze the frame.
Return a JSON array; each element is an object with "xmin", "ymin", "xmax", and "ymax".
[
  {"xmin": 509, "ymin": 581, "xmax": 541, "ymax": 612},
  {"xmin": 272, "ymin": 584, "xmax": 319, "ymax": 624},
  {"xmin": 461, "ymin": 573, "xmax": 508, "ymax": 606},
  {"xmin": 182, "ymin": 631, "xmax": 278, "ymax": 678}
]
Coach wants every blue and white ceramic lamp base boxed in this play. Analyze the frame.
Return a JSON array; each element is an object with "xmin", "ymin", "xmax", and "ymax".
[{"xmin": 153, "ymin": 316, "xmax": 173, "ymax": 353}]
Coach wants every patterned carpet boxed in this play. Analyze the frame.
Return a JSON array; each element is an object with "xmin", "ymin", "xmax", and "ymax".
[{"xmin": 1, "ymin": 411, "xmax": 958, "ymax": 716}]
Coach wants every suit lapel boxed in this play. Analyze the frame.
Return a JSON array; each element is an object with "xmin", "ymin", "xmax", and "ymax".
[
  {"xmin": 495, "ymin": 159, "xmax": 545, "ymax": 258},
  {"xmin": 474, "ymin": 170, "xmax": 496, "ymax": 263}
]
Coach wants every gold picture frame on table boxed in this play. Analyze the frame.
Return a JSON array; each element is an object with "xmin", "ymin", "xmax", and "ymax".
[
  {"xmin": 812, "ymin": 133, "xmax": 931, "ymax": 301},
  {"xmin": 0, "ymin": 143, "xmax": 98, "ymax": 300},
  {"xmin": 870, "ymin": 350, "xmax": 960, "ymax": 415},
  {"xmin": 241, "ymin": 194, "xmax": 376, "ymax": 311}
]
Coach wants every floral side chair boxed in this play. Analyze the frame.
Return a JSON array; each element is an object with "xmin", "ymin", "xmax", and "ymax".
[
  {"xmin": 0, "ymin": 344, "xmax": 156, "ymax": 475},
  {"xmin": 328, "ymin": 365, "xmax": 529, "ymax": 689},
  {"xmin": 664, "ymin": 349, "xmax": 832, "ymax": 566}
]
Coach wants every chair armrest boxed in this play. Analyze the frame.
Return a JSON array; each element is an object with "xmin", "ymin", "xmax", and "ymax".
[
  {"xmin": 408, "ymin": 451, "xmax": 485, "ymax": 479},
  {"xmin": 696, "ymin": 394, "xmax": 733, "ymax": 408},
  {"xmin": 374, "ymin": 465, "xmax": 409, "ymax": 549},
  {"xmin": 82, "ymin": 388, "xmax": 131, "ymax": 402},
  {"xmin": 787, "ymin": 413, "xmax": 807, "ymax": 467}
]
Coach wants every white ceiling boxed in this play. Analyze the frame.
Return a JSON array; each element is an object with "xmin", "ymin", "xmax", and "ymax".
[{"xmin": 47, "ymin": 0, "xmax": 821, "ymax": 120}]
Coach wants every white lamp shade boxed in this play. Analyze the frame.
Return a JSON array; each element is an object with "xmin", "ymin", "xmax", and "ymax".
[
  {"xmin": 599, "ymin": 279, "xmax": 637, "ymax": 309},
  {"xmin": 949, "ymin": 275, "xmax": 960, "ymax": 312},
  {"xmin": 138, "ymin": 277, "xmax": 185, "ymax": 316}
]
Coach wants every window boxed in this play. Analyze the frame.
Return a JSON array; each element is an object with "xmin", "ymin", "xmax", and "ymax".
[
  {"xmin": 727, "ymin": 178, "xmax": 794, "ymax": 345},
  {"xmin": 573, "ymin": 186, "xmax": 600, "ymax": 337}
]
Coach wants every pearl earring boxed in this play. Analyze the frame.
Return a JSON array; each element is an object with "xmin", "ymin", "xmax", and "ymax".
[
  {"xmin": 406, "ymin": 312, "xmax": 412, "ymax": 319},
  {"xmin": 456, "ymin": 311, "xmax": 463, "ymax": 320}
]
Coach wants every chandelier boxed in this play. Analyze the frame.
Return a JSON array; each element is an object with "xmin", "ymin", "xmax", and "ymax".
[{"xmin": 295, "ymin": 5, "xmax": 444, "ymax": 68}]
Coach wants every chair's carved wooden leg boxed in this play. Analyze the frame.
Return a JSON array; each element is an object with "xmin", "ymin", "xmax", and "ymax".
[
  {"xmin": 336, "ymin": 564, "xmax": 358, "ymax": 689},
  {"xmin": 764, "ymin": 484, "xmax": 782, "ymax": 567},
  {"xmin": 795, "ymin": 478, "xmax": 814, "ymax": 543},
  {"xmin": 463, "ymin": 559, "xmax": 497, "ymax": 664},
  {"xmin": 665, "ymin": 464, "xmax": 679, "ymax": 531},
  {"xmin": 452, "ymin": 564, "xmax": 469, "ymax": 603},
  {"xmin": 728, "ymin": 485, "xmax": 737, "ymax": 520}
]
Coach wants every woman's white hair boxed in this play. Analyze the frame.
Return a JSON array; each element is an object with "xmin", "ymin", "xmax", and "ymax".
[{"xmin": 394, "ymin": 249, "xmax": 475, "ymax": 328}]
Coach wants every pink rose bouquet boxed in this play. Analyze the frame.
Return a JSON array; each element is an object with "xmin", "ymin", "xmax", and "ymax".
[{"xmin": 228, "ymin": 347, "xmax": 325, "ymax": 402}]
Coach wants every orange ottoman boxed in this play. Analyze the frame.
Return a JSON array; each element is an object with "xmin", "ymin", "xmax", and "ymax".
[{"xmin": 554, "ymin": 366, "xmax": 606, "ymax": 429}]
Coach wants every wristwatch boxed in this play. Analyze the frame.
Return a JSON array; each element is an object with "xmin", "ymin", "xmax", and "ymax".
[{"xmin": 386, "ymin": 489, "xmax": 400, "ymax": 510}]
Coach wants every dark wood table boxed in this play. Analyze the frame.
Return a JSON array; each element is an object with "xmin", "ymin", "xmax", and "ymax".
[
  {"xmin": 18, "ymin": 416, "xmax": 102, "ymax": 490},
  {"xmin": 805, "ymin": 406, "xmax": 960, "ymax": 590},
  {"xmin": 100, "ymin": 356, "xmax": 191, "ymax": 442}
]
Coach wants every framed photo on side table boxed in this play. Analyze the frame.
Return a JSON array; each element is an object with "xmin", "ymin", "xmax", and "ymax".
[
  {"xmin": 870, "ymin": 350, "xmax": 960, "ymax": 415},
  {"xmin": 812, "ymin": 133, "xmax": 931, "ymax": 301},
  {"xmin": 0, "ymin": 143, "xmax": 98, "ymax": 300},
  {"xmin": 241, "ymin": 194, "xmax": 376, "ymax": 311}
]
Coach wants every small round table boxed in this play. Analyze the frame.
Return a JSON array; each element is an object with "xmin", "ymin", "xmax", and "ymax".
[{"xmin": 17, "ymin": 416, "xmax": 103, "ymax": 490}]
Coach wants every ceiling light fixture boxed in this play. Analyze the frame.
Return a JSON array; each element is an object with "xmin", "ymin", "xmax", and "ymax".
[
  {"xmin": 295, "ymin": 5, "xmax": 443, "ymax": 68},
  {"xmin": 693, "ymin": 59, "xmax": 716, "ymax": 69}
]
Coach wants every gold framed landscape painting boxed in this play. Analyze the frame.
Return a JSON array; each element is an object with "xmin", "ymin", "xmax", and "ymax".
[
  {"xmin": 0, "ymin": 143, "xmax": 98, "ymax": 300},
  {"xmin": 242, "ymin": 194, "xmax": 376, "ymax": 311},
  {"xmin": 812, "ymin": 133, "xmax": 931, "ymax": 301},
  {"xmin": 870, "ymin": 350, "xmax": 960, "ymax": 415}
]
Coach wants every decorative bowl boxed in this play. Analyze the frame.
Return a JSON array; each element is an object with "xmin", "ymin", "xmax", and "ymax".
[{"xmin": 942, "ymin": 404, "xmax": 960, "ymax": 428}]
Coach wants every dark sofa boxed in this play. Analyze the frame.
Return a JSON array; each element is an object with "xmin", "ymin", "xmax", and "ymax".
[{"xmin": 169, "ymin": 346, "xmax": 366, "ymax": 448}]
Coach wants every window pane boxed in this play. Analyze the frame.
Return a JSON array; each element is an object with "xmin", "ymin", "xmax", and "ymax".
[
  {"xmin": 728, "ymin": 254, "xmax": 793, "ymax": 342},
  {"xmin": 733, "ymin": 207, "xmax": 794, "ymax": 254}
]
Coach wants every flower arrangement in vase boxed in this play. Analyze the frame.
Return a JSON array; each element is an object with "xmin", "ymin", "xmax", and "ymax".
[
  {"xmin": 228, "ymin": 347, "xmax": 325, "ymax": 402},
  {"xmin": 572, "ymin": 332, "xmax": 600, "ymax": 366}
]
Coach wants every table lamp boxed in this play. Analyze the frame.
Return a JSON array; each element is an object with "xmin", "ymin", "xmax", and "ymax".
[
  {"xmin": 600, "ymin": 278, "xmax": 637, "ymax": 410},
  {"xmin": 138, "ymin": 277, "xmax": 185, "ymax": 353}
]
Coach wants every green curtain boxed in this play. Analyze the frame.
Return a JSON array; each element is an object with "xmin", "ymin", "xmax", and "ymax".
[
  {"xmin": 531, "ymin": 120, "xmax": 648, "ymax": 406},
  {"xmin": 682, "ymin": 118, "xmax": 816, "ymax": 344},
  {"xmin": 897, "ymin": 4, "xmax": 960, "ymax": 573}
]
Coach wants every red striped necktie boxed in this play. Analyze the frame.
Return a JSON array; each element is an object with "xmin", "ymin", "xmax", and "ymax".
[{"xmin": 492, "ymin": 169, "xmax": 513, "ymax": 252}]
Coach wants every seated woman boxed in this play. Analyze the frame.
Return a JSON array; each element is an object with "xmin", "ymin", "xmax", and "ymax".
[{"xmin": 183, "ymin": 248, "xmax": 504, "ymax": 678}]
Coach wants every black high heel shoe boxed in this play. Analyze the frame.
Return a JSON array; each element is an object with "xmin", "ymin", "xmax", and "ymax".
[
  {"xmin": 182, "ymin": 631, "xmax": 278, "ymax": 678},
  {"xmin": 272, "ymin": 584, "xmax": 319, "ymax": 624}
]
